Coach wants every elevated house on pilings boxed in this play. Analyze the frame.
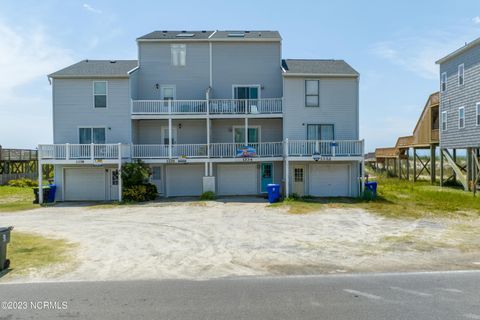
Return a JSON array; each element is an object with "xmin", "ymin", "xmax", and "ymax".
[
  {"xmin": 0, "ymin": 146, "xmax": 38, "ymax": 184},
  {"xmin": 373, "ymin": 92, "xmax": 439, "ymax": 182},
  {"xmin": 436, "ymin": 38, "xmax": 480, "ymax": 192}
]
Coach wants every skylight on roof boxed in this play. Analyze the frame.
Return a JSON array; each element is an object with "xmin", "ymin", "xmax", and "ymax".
[
  {"xmin": 176, "ymin": 33, "xmax": 195, "ymax": 38},
  {"xmin": 227, "ymin": 33, "xmax": 245, "ymax": 38}
]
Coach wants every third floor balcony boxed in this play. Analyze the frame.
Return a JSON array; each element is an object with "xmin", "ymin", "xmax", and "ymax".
[{"xmin": 131, "ymin": 98, "xmax": 283, "ymax": 118}]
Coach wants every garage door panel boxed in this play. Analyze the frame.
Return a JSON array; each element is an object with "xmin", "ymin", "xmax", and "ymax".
[
  {"xmin": 309, "ymin": 164, "xmax": 350, "ymax": 197},
  {"xmin": 65, "ymin": 168, "xmax": 106, "ymax": 201},
  {"xmin": 166, "ymin": 165, "xmax": 203, "ymax": 196},
  {"xmin": 218, "ymin": 164, "xmax": 257, "ymax": 196}
]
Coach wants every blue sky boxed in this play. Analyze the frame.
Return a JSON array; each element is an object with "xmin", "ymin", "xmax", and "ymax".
[{"xmin": 0, "ymin": 0, "xmax": 479, "ymax": 151}]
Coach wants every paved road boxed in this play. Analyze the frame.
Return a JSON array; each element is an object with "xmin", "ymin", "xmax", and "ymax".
[{"xmin": 0, "ymin": 271, "xmax": 479, "ymax": 319}]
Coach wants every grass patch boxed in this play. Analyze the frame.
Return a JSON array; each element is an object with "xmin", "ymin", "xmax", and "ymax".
[
  {"xmin": 0, "ymin": 186, "xmax": 36, "ymax": 212},
  {"xmin": 272, "ymin": 174, "xmax": 480, "ymax": 218},
  {"xmin": 7, "ymin": 232, "xmax": 77, "ymax": 277}
]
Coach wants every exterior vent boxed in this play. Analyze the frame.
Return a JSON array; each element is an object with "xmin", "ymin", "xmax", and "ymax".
[
  {"xmin": 228, "ymin": 33, "xmax": 245, "ymax": 38},
  {"xmin": 176, "ymin": 33, "xmax": 195, "ymax": 38},
  {"xmin": 110, "ymin": 60, "xmax": 117, "ymax": 63}
]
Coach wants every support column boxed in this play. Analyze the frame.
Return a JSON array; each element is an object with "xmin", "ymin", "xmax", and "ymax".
[
  {"xmin": 406, "ymin": 148, "xmax": 410, "ymax": 181},
  {"xmin": 118, "ymin": 143, "xmax": 122, "ymax": 202},
  {"xmin": 209, "ymin": 162, "xmax": 213, "ymax": 176},
  {"xmin": 285, "ymin": 159, "xmax": 289, "ymax": 197},
  {"xmin": 430, "ymin": 144, "xmax": 436, "ymax": 184},
  {"xmin": 467, "ymin": 147, "xmax": 472, "ymax": 191},
  {"xmin": 440, "ymin": 148, "xmax": 444, "ymax": 187},
  {"xmin": 393, "ymin": 158, "xmax": 397, "ymax": 177},
  {"xmin": 413, "ymin": 148, "xmax": 417, "ymax": 182},
  {"xmin": 361, "ymin": 159, "xmax": 365, "ymax": 194},
  {"xmin": 452, "ymin": 149, "xmax": 457, "ymax": 182},
  {"xmin": 204, "ymin": 162, "xmax": 208, "ymax": 176},
  {"xmin": 168, "ymin": 118, "xmax": 172, "ymax": 159},
  {"xmin": 244, "ymin": 117, "xmax": 248, "ymax": 146},
  {"xmin": 38, "ymin": 161, "xmax": 43, "ymax": 204}
]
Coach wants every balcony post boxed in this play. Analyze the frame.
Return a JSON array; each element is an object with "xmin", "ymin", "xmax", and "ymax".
[
  {"xmin": 168, "ymin": 99, "xmax": 172, "ymax": 115},
  {"xmin": 206, "ymin": 118, "xmax": 210, "ymax": 158},
  {"xmin": 38, "ymin": 160, "xmax": 43, "ymax": 204},
  {"xmin": 244, "ymin": 117, "xmax": 248, "ymax": 146},
  {"xmin": 332, "ymin": 141, "xmax": 336, "ymax": 157},
  {"xmin": 361, "ymin": 139, "xmax": 365, "ymax": 195},
  {"xmin": 65, "ymin": 143, "xmax": 70, "ymax": 160},
  {"xmin": 91, "ymin": 143, "xmax": 94, "ymax": 161},
  {"xmin": 168, "ymin": 118, "xmax": 173, "ymax": 159},
  {"xmin": 118, "ymin": 143, "xmax": 123, "ymax": 202}
]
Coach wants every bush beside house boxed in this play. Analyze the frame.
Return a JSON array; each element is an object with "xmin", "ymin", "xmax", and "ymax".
[{"xmin": 121, "ymin": 161, "xmax": 157, "ymax": 202}]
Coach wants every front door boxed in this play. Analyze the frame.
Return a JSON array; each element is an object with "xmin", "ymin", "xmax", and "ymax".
[
  {"xmin": 292, "ymin": 165, "xmax": 305, "ymax": 196},
  {"xmin": 151, "ymin": 166, "xmax": 163, "ymax": 194},
  {"xmin": 261, "ymin": 163, "xmax": 273, "ymax": 193},
  {"xmin": 109, "ymin": 169, "xmax": 119, "ymax": 201},
  {"xmin": 161, "ymin": 127, "xmax": 177, "ymax": 145}
]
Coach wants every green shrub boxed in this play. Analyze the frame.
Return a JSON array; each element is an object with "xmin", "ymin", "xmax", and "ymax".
[
  {"xmin": 120, "ymin": 160, "xmax": 157, "ymax": 202},
  {"xmin": 199, "ymin": 191, "xmax": 215, "ymax": 200},
  {"xmin": 123, "ymin": 183, "xmax": 157, "ymax": 202},
  {"xmin": 7, "ymin": 178, "xmax": 38, "ymax": 188},
  {"xmin": 121, "ymin": 160, "xmax": 151, "ymax": 188}
]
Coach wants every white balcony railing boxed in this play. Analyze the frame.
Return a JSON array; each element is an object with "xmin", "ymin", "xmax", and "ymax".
[
  {"xmin": 132, "ymin": 100, "xmax": 207, "ymax": 114},
  {"xmin": 209, "ymin": 142, "xmax": 283, "ymax": 158},
  {"xmin": 208, "ymin": 98, "xmax": 282, "ymax": 114},
  {"xmin": 287, "ymin": 140, "xmax": 364, "ymax": 157},
  {"xmin": 131, "ymin": 98, "xmax": 282, "ymax": 115},
  {"xmin": 38, "ymin": 144, "xmax": 127, "ymax": 161}
]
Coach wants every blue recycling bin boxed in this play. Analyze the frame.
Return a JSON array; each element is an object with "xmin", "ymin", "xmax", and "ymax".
[
  {"xmin": 267, "ymin": 184, "xmax": 281, "ymax": 203},
  {"xmin": 364, "ymin": 181, "xmax": 377, "ymax": 198},
  {"xmin": 47, "ymin": 184, "xmax": 57, "ymax": 203}
]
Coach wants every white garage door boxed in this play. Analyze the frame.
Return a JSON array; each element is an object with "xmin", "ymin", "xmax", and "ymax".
[
  {"xmin": 217, "ymin": 164, "xmax": 257, "ymax": 196},
  {"xmin": 166, "ymin": 164, "xmax": 203, "ymax": 196},
  {"xmin": 309, "ymin": 164, "xmax": 350, "ymax": 197},
  {"xmin": 64, "ymin": 168, "xmax": 106, "ymax": 201}
]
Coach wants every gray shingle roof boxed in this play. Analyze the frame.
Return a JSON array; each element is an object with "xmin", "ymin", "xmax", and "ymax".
[
  {"xmin": 137, "ymin": 30, "xmax": 281, "ymax": 41},
  {"xmin": 138, "ymin": 30, "xmax": 214, "ymax": 40},
  {"xmin": 282, "ymin": 59, "xmax": 359, "ymax": 76},
  {"xmin": 49, "ymin": 60, "xmax": 138, "ymax": 78}
]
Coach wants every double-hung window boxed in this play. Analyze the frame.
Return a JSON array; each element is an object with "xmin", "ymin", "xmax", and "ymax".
[
  {"xmin": 441, "ymin": 72, "xmax": 447, "ymax": 92},
  {"xmin": 305, "ymin": 80, "xmax": 319, "ymax": 107},
  {"xmin": 458, "ymin": 64, "xmax": 464, "ymax": 86},
  {"xmin": 93, "ymin": 81, "xmax": 107, "ymax": 108},
  {"xmin": 171, "ymin": 44, "xmax": 186, "ymax": 66},
  {"xmin": 458, "ymin": 107, "xmax": 465, "ymax": 129},
  {"xmin": 441, "ymin": 111, "xmax": 447, "ymax": 131},
  {"xmin": 476, "ymin": 103, "xmax": 480, "ymax": 126},
  {"xmin": 307, "ymin": 124, "xmax": 334, "ymax": 140},
  {"xmin": 79, "ymin": 127, "xmax": 106, "ymax": 144}
]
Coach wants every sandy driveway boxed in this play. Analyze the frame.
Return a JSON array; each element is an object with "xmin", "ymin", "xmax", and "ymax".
[{"xmin": 2, "ymin": 199, "xmax": 480, "ymax": 282}]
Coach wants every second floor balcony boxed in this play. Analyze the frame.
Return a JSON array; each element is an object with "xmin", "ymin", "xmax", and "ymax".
[
  {"xmin": 131, "ymin": 98, "xmax": 283, "ymax": 117},
  {"xmin": 38, "ymin": 140, "xmax": 364, "ymax": 163}
]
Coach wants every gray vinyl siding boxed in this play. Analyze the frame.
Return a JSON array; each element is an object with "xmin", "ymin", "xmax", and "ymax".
[
  {"xmin": 211, "ymin": 42, "xmax": 282, "ymax": 98},
  {"xmin": 136, "ymin": 42, "xmax": 210, "ymax": 100},
  {"xmin": 133, "ymin": 119, "xmax": 207, "ymax": 144},
  {"xmin": 210, "ymin": 119, "xmax": 283, "ymax": 143},
  {"xmin": 283, "ymin": 77, "xmax": 359, "ymax": 140},
  {"xmin": 52, "ymin": 78, "xmax": 131, "ymax": 144},
  {"xmin": 439, "ymin": 43, "xmax": 480, "ymax": 148}
]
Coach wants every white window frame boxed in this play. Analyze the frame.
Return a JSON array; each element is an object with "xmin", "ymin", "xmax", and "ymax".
[
  {"xmin": 171, "ymin": 44, "xmax": 186, "ymax": 67},
  {"xmin": 458, "ymin": 106, "xmax": 465, "ymax": 129},
  {"xmin": 77, "ymin": 126, "xmax": 107, "ymax": 144},
  {"xmin": 458, "ymin": 64, "xmax": 464, "ymax": 86},
  {"xmin": 232, "ymin": 125, "xmax": 261, "ymax": 143},
  {"xmin": 93, "ymin": 81, "xmax": 108, "ymax": 108},
  {"xmin": 160, "ymin": 126, "xmax": 178, "ymax": 145},
  {"xmin": 231, "ymin": 85, "xmax": 261, "ymax": 99},
  {"xmin": 441, "ymin": 72, "xmax": 447, "ymax": 92},
  {"xmin": 160, "ymin": 85, "xmax": 176, "ymax": 100},
  {"xmin": 441, "ymin": 111, "xmax": 447, "ymax": 131},
  {"xmin": 476, "ymin": 103, "xmax": 480, "ymax": 126},
  {"xmin": 305, "ymin": 79, "xmax": 320, "ymax": 107}
]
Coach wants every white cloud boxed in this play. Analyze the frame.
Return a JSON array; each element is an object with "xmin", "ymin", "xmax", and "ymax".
[
  {"xmin": 0, "ymin": 22, "xmax": 73, "ymax": 93},
  {"xmin": 370, "ymin": 26, "xmax": 480, "ymax": 80},
  {"xmin": 0, "ymin": 20, "xmax": 73, "ymax": 148},
  {"xmin": 473, "ymin": 16, "xmax": 480, "ymax": 24},
  {"xmin": 83, "ymin": 3, "xmax": 102, "ymax": 14}
]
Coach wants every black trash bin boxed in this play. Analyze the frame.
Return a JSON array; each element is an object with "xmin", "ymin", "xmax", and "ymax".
[
  {"xmin": 0, "ymin": 226, "xmax": 13, "ymax": 272},
  {"xmin": 33, "ymin": 186, "xmax": 50, "ymax": 204}
]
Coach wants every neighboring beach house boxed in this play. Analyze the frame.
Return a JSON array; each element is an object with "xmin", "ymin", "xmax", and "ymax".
[
  {"xmin": 39, "ymin": 30, "xmax": 364, "ymax": 202},
  {"xmin": 436, "ymin": 38, "xmax": 480, "ymax": 191}
]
